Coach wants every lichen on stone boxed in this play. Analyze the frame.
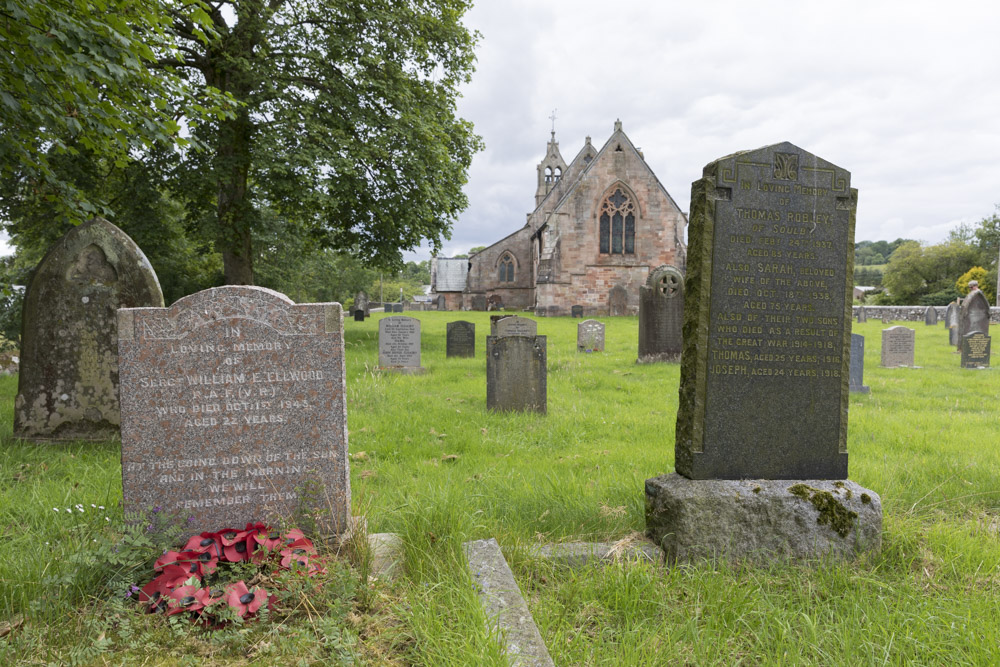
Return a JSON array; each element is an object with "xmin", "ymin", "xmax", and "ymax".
[
  {"xmin": 788, "ymin": 484, "xmax": 858, "ymax": 538},
  {"xmin": 860, "ymin": 493, "xmax": 871, "ymax": 505}
]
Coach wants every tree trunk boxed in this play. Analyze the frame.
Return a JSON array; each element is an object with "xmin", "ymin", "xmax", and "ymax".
[{"xmin": 216, "ymin": 109, "xmax": 254, "ymax": 285}]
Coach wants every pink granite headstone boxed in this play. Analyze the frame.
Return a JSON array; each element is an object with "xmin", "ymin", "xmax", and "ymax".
[{"xmin": 117, "ymin": 286, "xmax": 350, "ymax": 534}]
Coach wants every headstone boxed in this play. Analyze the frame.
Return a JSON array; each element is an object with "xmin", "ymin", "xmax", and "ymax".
[
  {"xmin": 961, "ymin": 332, "xmax": 991, "ymax": 368},
  {"xmin": 648, "ymin": 142, "xmax": 881, "ymax": 565},
  {"xmin": 856, "ymin": 306, "xmax": 866, "ymax": 323},
  {"xmin": 446, "ymin": 321, "xmax": 475, "ymax": 358},
  {"xmin": 571, "ymin": 305, "xmax": 584, "ymax": 318},
  {"xmin": 487, "ymin": 294, "xmax": 503, "ymax": 311},
  {"xmin": 378, "ymin": 316, "xmax": 424, "ymax": 373},
  {"xmin": 881, "ymin": 316, "xmax": 890, "ymax": 325},
  {"xmin": 436, "ymin": 294, "xmax": 446, "ymax": 311},
  {"xmin": 923, "ymin": 306, "xmax": 938, "ymax": 326},
  {"xmin": 881, "ymin": 326, "xmax": 915, "ymax": 368},
  {"xmin": 577, "ymin": 320, "xmax": 605, "ymax": 352},
  {"xmin": 353, "ymin": 310, "xmax": 365, "ymax": 322},
  {"xmin": 393, "ymin": 303, "xmax": 404, "ymax": 313},
  {"xmin": 675, "ymin": 142, "xmax": 855, "ymax": 480},
  {"xmin": 958, "ymin": 290, "xmax": 990, "ymax": 350},
  {"xmin": 0, "ymin": 351, "xmax": 19, "ymax": 376},
  {"xmin": 471, "ymin": 294, "xmax": 487, "ymax": 311},
  {"xmin": 849, "ymin": 334, "xmax": 870, "ymax": 393},
  {"xmin": 608, "ymin": 284, "xmax": 628, "ymax": 316},
  {"xmin": 494, "ymin": 316, "xmax": 537, "ymax": 338},
  {"xmin": 354, "ymin": 291, "xmax": 370, "ymax": 317},
  {"xmin": 117, "ymin": 286, "xmax": 349, "ymax": 533},
  {"xmin": 637, "ymin": 265, "xmax": 684, "ymax": 363},
  {"xmin": 945, "ymin": 300, "xmax": 960, "ymax": 346},
  {"xmin": 486, "ymin": 336, "xmax": 546, "ymax": 413},
  {"xmin": 14, "ymin": 218, "xmax": 164, "ymax": 442},
  {"xmin": 489, "ymin": 314, "xmax": 509, "ymax": 334}
]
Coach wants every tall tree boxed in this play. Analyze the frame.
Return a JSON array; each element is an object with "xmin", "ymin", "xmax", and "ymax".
[
  {"xmin": 166, "ymin": 0, "xmax": 482, "ymax": 284},
  {"xmin": 0, "ymin": 0, "xmax": 231, "ymax": 221}
]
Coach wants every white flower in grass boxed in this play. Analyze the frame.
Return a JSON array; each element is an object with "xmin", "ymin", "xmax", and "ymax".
[
  {"xmin": 98, "ymin": 506, "xmax": 105, "ymax": 510},
  {"xmin": 52, "ymin": 508, "xmax": 59, "ymax": 512},
  {"xmin": 65, "ymin": 509, "xmax": 72, "ymax": 513}
]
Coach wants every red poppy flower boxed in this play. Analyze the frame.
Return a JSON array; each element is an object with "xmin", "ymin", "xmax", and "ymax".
[
  {"xmin": 280, "ymin": 547, "xmax": 315, "ymax": 570},
  {"xmin": 285, "ymin": 536, "xmax": 317, "ymax": 555},
  {"xmin": 182, "ymin": 531, "xmax": 223, "ymax": 559},
  {"xmin": 153, "ymin": 550, "xmax": 183, "ymax": 572},
  {"xmin": 223, "ymin": 537, "xmax": 251, "ymax": 563},
  {"xmin": 251, "ymin": 527, "xmax": 284, "ymax": 553},
  {"xmin": 180, "ymin": 549, "xmax": 220, "ymax": 576},
  {"xmin": 218, "ymin": 528, "xmax": 245, "ymax": 547},
  {"xmin": 282, "ymin": 528, "xmax": 306, "ymax": 544},
  {"xmin": 225, "ymin": 581, "xmax": 268, "ymax": 617},
  {"xmin": 166, "ymin": 585, "xmax": 205, "ymax": 616},
  {"xmin": 140, "ymin": 564, "xmax": 197, "ymax": 611}
]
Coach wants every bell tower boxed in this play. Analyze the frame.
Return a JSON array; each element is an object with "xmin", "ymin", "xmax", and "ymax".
[{"xmin": 535, "ymin": 110, "xmax": 568, "ymax": 208}]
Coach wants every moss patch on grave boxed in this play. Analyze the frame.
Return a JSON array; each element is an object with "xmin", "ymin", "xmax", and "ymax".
[{"xmin": 788, "ymin": 484, "xmax": 858, "ymax": 538}]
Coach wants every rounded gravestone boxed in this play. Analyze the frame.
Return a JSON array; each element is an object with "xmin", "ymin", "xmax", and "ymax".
[
  {"xmin": 638, "ymin": 265, "xmax": 684, "ymax": 363},
  {"xmin": 14, "ymin": 218, "xmax": 164, "ymax": 441},
  {"xmin": 646, "ymin": 265, "xmax": 683, "ymax": 297}
]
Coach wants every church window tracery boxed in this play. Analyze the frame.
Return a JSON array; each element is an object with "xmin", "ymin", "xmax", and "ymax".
[
  {"xmin": 599, "ymin": 188, "xmax": 636, "ymax": 255},
  {"xmin": 498, "ymin": 254, "xmax": 515, "ymax": 282}
]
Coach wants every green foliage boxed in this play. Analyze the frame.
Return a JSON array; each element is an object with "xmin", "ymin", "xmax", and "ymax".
[
  {"xmin": 0, "ymin": 0, "xmax": 233, "ymax": 223},
  {"xmin": 918, "ymin": 286, "xmax": 961, "ymax": 306},
  {"xmin": 881, "ymin": 240, "xmax": 980, "ymax": 304},
  {"xmin": 955, "ymin": 266, "xmax": 993, "ymax": 302},
  {"xmin": 853, "ymin": 265, "xmax": 883, "ymax": 287},
  {"xmin": 854, "ymin": 239, "xmax": 910, "ymax": 266}
]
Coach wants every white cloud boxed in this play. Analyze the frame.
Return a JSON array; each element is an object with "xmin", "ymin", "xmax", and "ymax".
[{"xmin": 407, "ymin": 0, "xmax": 1000, "ymax": 262}]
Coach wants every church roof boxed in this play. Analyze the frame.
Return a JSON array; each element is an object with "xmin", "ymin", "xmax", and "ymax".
[{"xmin": 432, "ymin": 257, "xmax": 468, "ymax": 292}]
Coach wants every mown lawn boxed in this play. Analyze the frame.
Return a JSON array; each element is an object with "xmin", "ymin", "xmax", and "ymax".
[{"xmin": 1, "ymin": 313, "xmax": 999, "ymax": 664}]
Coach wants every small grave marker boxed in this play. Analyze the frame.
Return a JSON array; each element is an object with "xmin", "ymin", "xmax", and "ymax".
[
  {"xmin": 571, "ymin": 305, "xmax": 584, "ymax": 318},
  {"xmin": 486, "ymin": 336, "xmax": 546, "ymax": 413},
  {"xmin": 638, "ymin": 265, "xmax": 683, "ymax": 363},
  {"xmin": 924, "ymin": 306, "xmax": 938, "ymax": 326},
  {"xmin": 446, "ymin": 321, "xmax": 475, "ymax": 358},
  {"xmin": 856, "ymin": 307, "xmax": 866, "ymax": 323},
  {"xmin": 881, "ymin": 326, "xmax": 915, "ymax": 367},
  {"xmin": 577, "ymin": 320, "xmax": 605, "ymax": 352},
  {"xmin": 961, "ymin": 332, "xmax": 991, "ymax": 368},
  {"xmin": 849, "ymin": 334, "xmax": 870, "ymax": 393},
  {"xmin": 378, "ymin": 316, "xmax": 424, "ymax": 373}
]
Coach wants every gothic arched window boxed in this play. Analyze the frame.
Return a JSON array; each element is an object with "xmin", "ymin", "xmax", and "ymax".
[
  {"xmin": 599, "ymin": 188, "xmax": 636, "ymax": 254},
  {"xmin": 498, "ymin": 254, "xmax": 515, "ymax": 283}
]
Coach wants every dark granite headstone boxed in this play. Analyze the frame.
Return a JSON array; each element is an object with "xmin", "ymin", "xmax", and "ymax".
[
  {"xmin": 471, "ymin": 294, "xmax": 487, "ymax": 311},
  {"xmin": 117, "ymin": 286, "xmax": 349, "ymax": 534},
  {"xmin": 14, "ymin": 218, "xmax": 164, "ymax": 442},
  {"xmin": 849, "ymin": 334, "xmax": 870, "ymax": 393},
  {"xmin": 608, "ymin": 285, "xmax": 628, "ymax": 316},
  {"xmin": 494, "ymin": 316, "xmax": 537, "ymax": 337},
  {"xmin": 571, "ymin": 305, "xmax": 584, "ymax": 318},
  {"xmin": 353, "ymin": 310, "xmax": 365, "ymax": 322},
  {"xmin": 486, "ymin": 336, "xmax": 546, "ymax": 413},
  {"xmin": 958, "ymin": 290, "xmax": 990, "ymax": 350},
  {"xmin": 446, "ymin": 321, "xmax": 475, "ymax": 358},
  {"xmin": 637, "ymin": 265, "xmax": 684, "ymax": 363},
  {"xmin": 577, "ymin": 320, "xmax": 605, "ymax": 352},
  {"xmin": 961, "ymin": 332, "xmax": 991, "ymax": 368},
  {"xmin": 881, "ymin": 326, "xmax": 915, "ymax": 367},
  {"xmin": 923, "ymin": 306, "xmax": 938, "ymax": 326},
  {"xmin": 856, "ymin": 307, "xmax": 866, "ymax": 323},
  {"xmin": 378, "ymin": 316, "xmax": 424, "ymax": 373},
  {"xmin": 393, "ymin": 304, "xmax": 404, "ymax": 313},
  {"xmin": 675, "ymin": 142, "xmax": 855, "ymax": 480}
]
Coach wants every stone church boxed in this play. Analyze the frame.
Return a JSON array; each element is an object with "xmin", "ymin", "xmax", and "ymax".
[{"xmin": 431, "ymin": 120, "xmax": 687, "ymax": 316}]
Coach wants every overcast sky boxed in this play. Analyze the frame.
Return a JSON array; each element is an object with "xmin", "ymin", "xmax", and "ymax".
[
  {"xmin": 406, "ymin": 0, "xmax": 1000, "ymax": 261},
  {"xmin": 3, "ymin": 1, "xmax": 997, "ymax": 263}
]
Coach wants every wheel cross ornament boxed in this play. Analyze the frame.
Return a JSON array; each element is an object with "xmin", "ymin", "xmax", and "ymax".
[{"xmin": 647, "ymin": 265, "xmax": 683, "ymax": 299}]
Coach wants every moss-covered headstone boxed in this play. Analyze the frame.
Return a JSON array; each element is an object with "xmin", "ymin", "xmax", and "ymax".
[{"xmin": 13, "ymin": 218, "xmax": 164, "ymax": 441}]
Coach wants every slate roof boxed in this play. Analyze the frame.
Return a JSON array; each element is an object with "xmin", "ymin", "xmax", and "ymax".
[{"xmin": 433, "ymin": 258, "xmax": 468, "ymax": 292}]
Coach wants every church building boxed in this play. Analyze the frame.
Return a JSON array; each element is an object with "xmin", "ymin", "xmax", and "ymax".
[{"xmin": 431, "ymin": 120, "xmax": 687, "ymax": 315}]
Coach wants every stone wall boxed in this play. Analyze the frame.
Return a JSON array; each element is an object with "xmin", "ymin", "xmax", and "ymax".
[
  {"xmin": 853, "ymin": 305, "xmax": 1000, "ymax": 323},
  {"xmin": 464, "ymin": 226, "xmax": 535, "ymax": 310}
]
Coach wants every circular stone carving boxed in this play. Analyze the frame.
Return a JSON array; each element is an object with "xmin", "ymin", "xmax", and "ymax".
[{"xmin": 646, "ymin": 265, "xmax": 683, "ymax": 298}]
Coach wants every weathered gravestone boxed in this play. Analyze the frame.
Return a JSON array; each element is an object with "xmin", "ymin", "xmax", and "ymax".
[
  {"xmin": 487, "ymin": 294, "xmax": 503, "ymax": 311},
  {"xmin": 14, "ymin": 218, "xmax": 164, "ymax": 442},
  {"xmin": 856, "ymin": 306, "xmax": 866, "ymax": 323},
  {"xmin": 637, "ymin": 265, "xmax": 684, "ymax": 363},
  {"xmin": 378, "ymin": 316, "xmax": 424, "ymax": 373},
  {"xmin": 608, "ymin": 284, "xmax": 628, "ymax": 316},
  {"xmin": 647, "ymin": 142, "xmax": 881, "ymax": 563},
  {"xmin": 571, "ymin": 305, "xmax": 584, "ymax": 318},
  {"xmin": 961, "ymin": 332, "xmax": 991, "ymax": 368},
  {"xmin": 577, "ymin": 320, "xmax": 605, "ymax": 352},
  {"xmin": 446, "ymin": 321, "xmax": 475, "ymax": 358},
  {"xmin": 354, "ymin": 291, "xmax": 369, "ymax": 318},
  {"xmin": 493, "ymin": 316, "xmax": 537, "ymax": 337},
  {"xmin": 957, "ymin": 290, "xmax": 990, "ymax": 350},
  {"xmin": 0, "ymin": 352, "xmax": 19, "ymax": 376},
  {"xmin": 486, "ymin": 336, "xmax": 546, "ymax": 413},
  {"xmin": 924, "ymin": 306, "xmax": 938, "ymax": 326},
  {"xmin": 881, "ymin": 326, "xmax": 915, "ymax": 368},
  {"xmin": 849, "ymin": 334, "xmax": 870, "ymax": 394},
  {"xmin": 470, "ymin": 294, "xmax": 487, "ymax": 311},
  {"xmin": 489, "ymin": 315, "xmax": 509, "ymax": 334},
  {"xmin": 436, "ymin": 294, "xmax": 446, "ymax": 311},
  {"xmin": 945, "ymin": 300, "xmax": 960, "ymax": 346},
  {"xmin": 117, "ymin": 286, "xmax": 350, "ymax": 534}
]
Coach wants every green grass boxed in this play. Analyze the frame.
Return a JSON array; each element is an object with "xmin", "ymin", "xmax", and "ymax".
[{"xmin": 2, "ymin": 313, "xmax": 1000, "ymax": 664}]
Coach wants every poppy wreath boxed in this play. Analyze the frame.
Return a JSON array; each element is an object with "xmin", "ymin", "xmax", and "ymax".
[{"xmin": 138, "ymin": 523, "xmax": 324, "ymax": 622}]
